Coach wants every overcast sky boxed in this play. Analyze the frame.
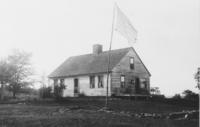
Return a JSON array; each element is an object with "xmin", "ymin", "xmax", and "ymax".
[{"xmin": 0, "ymin": 0, "xmax": 199, "ymax": 96}]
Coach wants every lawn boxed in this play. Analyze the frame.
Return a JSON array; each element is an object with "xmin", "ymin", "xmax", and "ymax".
[{"xmin": 0, "ymin": 98, "xmax": 198, "ymax": 127}]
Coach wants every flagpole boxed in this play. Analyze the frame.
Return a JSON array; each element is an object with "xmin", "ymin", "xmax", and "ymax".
[{"xmin": 105, "ymin": 4, "xmax": 116, "ymax": 108}]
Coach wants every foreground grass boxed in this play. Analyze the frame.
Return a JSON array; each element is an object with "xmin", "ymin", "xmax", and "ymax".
[{"xmin": 0, "ymin": 99, "xmax": 198, "ymax": 127}]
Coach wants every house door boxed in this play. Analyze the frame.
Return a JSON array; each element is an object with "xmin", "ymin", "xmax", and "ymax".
[
  {"xmin": 74, "ymin": 78, "xmax": 79, "ymax": 96},
  {"xmin": 135, "ymin": 77, "xmax": 140, "ymax": 94}
]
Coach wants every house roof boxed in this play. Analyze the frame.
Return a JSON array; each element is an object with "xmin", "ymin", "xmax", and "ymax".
[
  {"xmin": 48, "ymin": 47, "xmax": 151, "ymax": 78},
  {"xmin": 48, "ymin": 47, "xmax": 131, "ymax": 78}
]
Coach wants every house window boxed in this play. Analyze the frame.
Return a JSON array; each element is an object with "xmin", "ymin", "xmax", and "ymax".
[
  {"xmin": 130, "ymin": 79, "xmax": 135, "ymax": 85},
  {"xmin": 140, "ymin": 78, "xmax": 147, "ymax": 89},
  {"xmin": 121, "ymin": 75, "xmax": 125, "ymax": 88},
  {"xmin": 130, "ymin": 57, "xmax": 134, "ymax": 70},
  {"xmin": 98, "ymin": 75, "xmax": 104, "ymax": 88},
  {"xmin": 54, "ymin": 79, "xmax": 58, "ymax": 86},
  {"xmin": 60, "ymin": 79, "xmax": 65, "ymax": 86},
  {"xmin": 90, "ymin": 76, "xmax": 95, "ymax": 88}
]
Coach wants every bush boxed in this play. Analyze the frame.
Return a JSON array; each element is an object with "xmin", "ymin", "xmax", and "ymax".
[
  {"xmin": 150, "ymin": 94, "xmax": 165, "ymax": 101},
  {"xmin": 39, "ymin": 86, "xmax": 52, "ymax": 98},
  {"xmin": 172, "ymin": 94, "xmax": 182, "ymax": 100},
  {"xmin": 54, "ymin": 84, "xmax": 65, "ymax": 100},
  {"xmin": 18, "ymin": 87, "xmax": 38, "ymax": 95},
  {"xmin": 182, "ymin": 90, "xmax": 199, "ymax": 101},
  {"xmin": 79, "ymin": 92, "xmax": 86, "ymax": 97}
]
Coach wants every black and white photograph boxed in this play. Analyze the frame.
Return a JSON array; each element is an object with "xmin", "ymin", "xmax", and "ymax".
[{"xmin": 0, "ymin": 0, "xmax": 199, "ymax": 127}]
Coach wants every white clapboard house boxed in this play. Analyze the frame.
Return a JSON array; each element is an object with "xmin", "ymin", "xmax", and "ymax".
[{"xmin": 48, "ymin": 44, "xmax": 151, "ymax": 97}]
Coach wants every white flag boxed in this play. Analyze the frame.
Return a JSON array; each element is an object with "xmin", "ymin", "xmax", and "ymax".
[{"xmin": 115, "ymin": 5, "xmax": 137, "ymax": 43}]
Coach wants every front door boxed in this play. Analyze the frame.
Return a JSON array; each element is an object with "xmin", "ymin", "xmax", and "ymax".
[
  {"xmin": 74, "ymin": 78, "xmax": 79, "ymax": 96},
  {"xmin": 135, "ymin": 77, "xmax": 140, "ymax": 94}
]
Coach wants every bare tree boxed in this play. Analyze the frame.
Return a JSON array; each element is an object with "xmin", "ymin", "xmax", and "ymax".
[
  {"xmin": 0, "ymin": 59, "xmax": 13, "ymax": 100},
  {"xmin": 38, "ymin": 72, "xmax": 48, "ymax": 98},
  {"xmin": 7, "ymin": 49, "xmax": 33, "ymax": 98}
]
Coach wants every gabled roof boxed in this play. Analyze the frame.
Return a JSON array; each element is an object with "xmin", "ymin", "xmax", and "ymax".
[
  {"xmin": 48, "ymin": 47, "xmax": 131, "ymax": 78},
  {"xmin": 132, "ymin": 48, "xmax": 151, "ymax": 76}
]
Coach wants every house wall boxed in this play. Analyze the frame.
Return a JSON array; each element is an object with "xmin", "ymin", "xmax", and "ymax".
[
  {"xmin": 78, "ymin": 74, "xmax": 111, "ymax": 96},
  {"xmin": 111, "ymin": 49, "xmax": 150, "ymax": 95},
  {"xmin": 52, "ymin": 74, "xmax": 111, "ymax": 97},
  {"xmin": 63, "ymin": 77, "xmax": 75, "ymax": 97}
]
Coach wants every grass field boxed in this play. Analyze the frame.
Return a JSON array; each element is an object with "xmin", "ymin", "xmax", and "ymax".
[{"xmin": 0, "ymin": 98, "xmax": 198, "ymax": 127}]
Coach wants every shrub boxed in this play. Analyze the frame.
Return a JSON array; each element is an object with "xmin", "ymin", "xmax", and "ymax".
[
  {"xmin": 39, "ymin": 86, "xmax": 52, "ymax": 98},
  {"xmin": 182, "ymin": 90, "xmax": 198, "ymax": 101},
  {"xmin": 54, "ymin": 84, "xmax": 65, "ymax": 100},
  {"xmin": 150, "ymin": 94, "xmax": 165, "ymax": 101},
  {"xmin": 79, "ymin": 92, "xmax": 86, "ymax": 97},
  {"xmin": 172, "ymin": 94, "xmax": 182, "ymax": 100}
]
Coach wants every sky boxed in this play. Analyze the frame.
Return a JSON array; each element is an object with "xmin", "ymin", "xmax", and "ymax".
[{"xmin": 0, "ymin": 0, "xmax": 199, "ymax": 96}]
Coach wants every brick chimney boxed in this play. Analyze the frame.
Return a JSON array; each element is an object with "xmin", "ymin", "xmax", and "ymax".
[{"xmin": 93, "ymin": 44, "xmax": 102, "ymax": 55}]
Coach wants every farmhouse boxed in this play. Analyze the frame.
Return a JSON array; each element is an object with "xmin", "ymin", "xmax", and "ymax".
[{"xmin": 48, "ymin": 44, "xmax": 151, "ymax": 97}]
